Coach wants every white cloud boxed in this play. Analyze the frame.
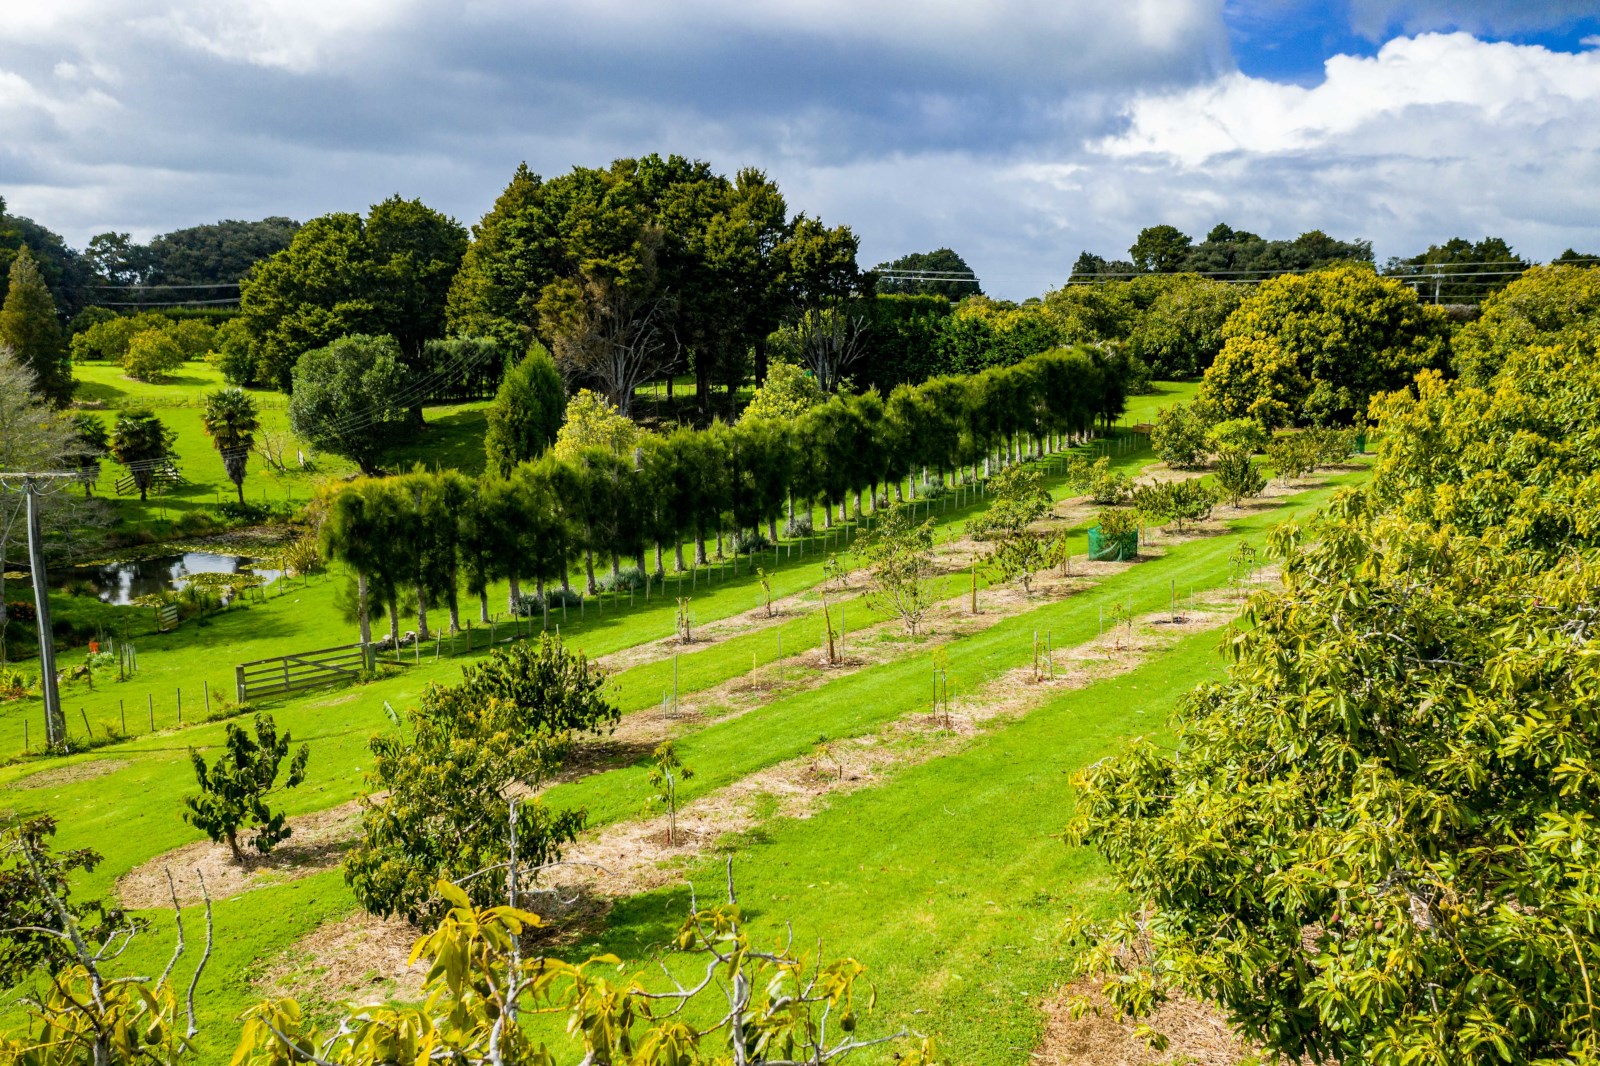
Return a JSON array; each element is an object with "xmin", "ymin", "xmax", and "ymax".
[
  {"xmin": 1098, "ymin": 33, "xmax": 1600, "ymax": 165},
  {"xmin": 1347, "ymin": 0, "xmax": 1599, "ymax": 39}
]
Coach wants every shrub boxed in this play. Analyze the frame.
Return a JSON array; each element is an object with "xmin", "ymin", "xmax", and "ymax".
[
  {"xmin": 1067, "ymin": 455, "xmax": 1133, "ymax": 505},
  {"xmin": 598, "ymin": 565, "xmax": 646, "ymax": 593},
  {"xmin": 1266, "ymin": 432, "xmax": 1320, "ymax": 483},
  {"xmin": 1213, "ymin": 448, "xmax": 1267, "ymax": 506},
  {"xmin": 344, "ymin": 635, "xmax": 618, "ymax": 922},
  {"xmin": 1095, "ymin": 505, "xmax": 1140, "ymax": 538},
  {"xmin": 729, "ymin": 528, "xmax": 770, "ymax": 555},
  {"xmin": 183, "ymin": 714, "xmax": 310, "ymax": 863},
  {"xmin": 784, "ymin": 513, "xmax": 814, "ymax": 537}
]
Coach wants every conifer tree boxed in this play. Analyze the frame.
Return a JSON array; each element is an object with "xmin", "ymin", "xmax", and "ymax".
[{"xmin": 0, "ymin": 247, "xmax": 71, "ymax": 406}]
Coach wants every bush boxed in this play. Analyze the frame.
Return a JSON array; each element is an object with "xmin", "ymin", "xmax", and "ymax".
[
  {"xmin": 784, "ymin": 513, "xmax": 814, "ymax": 537},
  {"xmin": 1266, "ymin": 432, "xmax": 1320, "ymax": 482},
  {"xmin": 598, "ymin": 566, "xmax": 647, "ymax": 593},
  {"xmin": 121, "ymin": 329, "xmax": 186, "ymax": 381},
  {"xmin": 1213, "ymin": 448, "xmax": 1267, "ymax": 506},
  {"xmin": 183, "ymin": 714, "xmax": 310, "ymax": 862},
  {"xmin": 344, "ymin": 636, "xmax": 618, "ymax": 922},
  {"xmin": 729, "ymin": 529, "xmax": 770, "ymax": 555},
  {"xmin": 1067, "ymin": 455, "xmax": 1133, "ymax": 505},
  {"xmin": 1096, "ymin": 505, "xmax": 1140, "ymax": 538}
]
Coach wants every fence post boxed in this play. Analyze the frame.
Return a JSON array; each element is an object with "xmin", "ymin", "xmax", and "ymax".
[
  {"xmin": 204, "ymin": 681, "xmax": 211, "ymax": 716},
  {"xmin": 236, "ymin": 664, "xmax": 247, "ymax": 702},
  {"xmin": 148, "ymin": 693, "xmax": 154, "ymax": 730},
  {"xmin": 176, "ymin": 688, "xmax": 182, "ymax": 726}
]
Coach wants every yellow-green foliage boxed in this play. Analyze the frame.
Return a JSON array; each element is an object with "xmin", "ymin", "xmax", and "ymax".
[
  {"xmin": 1451, "ymin": 263, "xmax": 1600, "ymax": 385},
  {"xmin": 739, "ymin": 360, "xmax": 825, "ymax": 424},
  {"xmin": 551, "ymin": 388, "xmax": 638, "ymax": 460},
  {"xmin": 1199, "ymin": 265, "xmax": 1448, "ymax": 427}
]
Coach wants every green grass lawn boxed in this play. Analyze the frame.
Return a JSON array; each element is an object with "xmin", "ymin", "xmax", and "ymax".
[{"xmin": 69, "ymin": 361, "xmax": 493, "ymax": 524}]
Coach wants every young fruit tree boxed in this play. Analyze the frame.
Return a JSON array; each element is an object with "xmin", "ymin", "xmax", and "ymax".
[
  {"xmin": 971, "ymin": 465, "xmax": 1053, "ymax": 595},
  {"xmin": 184, "ymin": 714, "xmax": 310, "ymax": 863},
  {"xmin": 343, "ymin": 635, "xmax": 618, "ymax": 922},
  {"xmin": 856, "ymin": 501, "xmax": 939, "ymax": 634},
  {"xmin": 647, "ymin": 740, "xmax": 695, "ymax": 847},
  {"xmin": 1212, "ymin": 447, "xmax": 1266, "ymax": 507},
  {"xmin": 0, "ymin": 819, "xmax": 212, "ymax": 1064}
]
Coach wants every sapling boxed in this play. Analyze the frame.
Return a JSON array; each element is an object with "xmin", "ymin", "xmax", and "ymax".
[
  {"xmin": 648, "ymin": 741, "xmax": 695, "ymax": 847},
  {"xmin": 183, "ymin": 714, "xmax": 309, "ymax": 863}
]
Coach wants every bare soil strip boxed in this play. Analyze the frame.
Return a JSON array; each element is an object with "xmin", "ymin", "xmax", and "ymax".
[
  {"xmin": 1036, "ymin": 982, "xmax": 1253, "ymax": 1066},
  {"xmin": 117, "ymin": 800, "xmax": 362, "ymax": 909}
]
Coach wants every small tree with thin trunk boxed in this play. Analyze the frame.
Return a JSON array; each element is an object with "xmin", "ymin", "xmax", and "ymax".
[
  {"xmin": 648, "ymin": 741, "xmax": 695, "ymax": 847},
  {"xmin": 200, "ymin": 387, "xmax": 260, "ymax": 504},
  {"xmin": 183, "ymin": 714, "xmax": 310, "ymax": 863},
  {"xmin": 110, "ymin": 408, "xmax": 176, "ymax": 501},
  {"xmin": 856, "ymin": 501, "xmax": 938, "ymax": 635}
]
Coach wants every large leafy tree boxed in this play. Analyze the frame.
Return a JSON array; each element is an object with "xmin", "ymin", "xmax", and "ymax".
[
  {"xmin": 1125, "ymin": 274, "xmax": 1244, "ymax": 378},
  {"xmin": 0, "ymin": 247, "xmax": 71, "ymax": 406},
  {"xmin": 239, "ymin": 199, "xmax": 466, "ymax": 389},
  {"xmin": 344, "ymin": 636, "xmax": 617, "ymax": 921},
  {"xmin": 484, "ymin": 343, "xmax": 565, "ymax": 476},
  {"xmin": 1198, "ymin": 265, "xmax": 1449, "ymax": 426},
  {"xmin": 145, "ymin": 217, "xmax": 301, "ymax": 285},
  {"xmin": 287, "ymin": 334, "xmax": 410, "ymax": 475},
  {"xmin": 1450, "ymin": 263, "xmax": 1600, "ymax": 385},
  {"xmin": 200, "ymin": 387, "xmax": 260, "ymax": 503},
  {"xmin": 1128, "ymin": 224, "xmax": 1192, "ymax": 273},
  {"xmin": 873, "ymin": 247, "xmax": 981, "ymax": 300},
  {"xmin": 1070, "ymin": 329, "xmax": 1600, "ymax": 1065},
  {"xmin": 0, "ymin": 199, "xmax": 94, "ymax": 318},
  {"xmin": 1385, "ymin": 235, "xmax": 1528, "ymax": 304}
]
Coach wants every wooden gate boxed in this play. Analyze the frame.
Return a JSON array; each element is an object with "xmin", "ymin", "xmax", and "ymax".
[{"xmin": 235, "ymin": 643, "xmax": 376, "ymax": 702}]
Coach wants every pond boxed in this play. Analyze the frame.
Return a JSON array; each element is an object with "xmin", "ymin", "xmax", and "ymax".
[{"xmin": 50, "ymin": 552, "xmax": 284, "ymax": 606}]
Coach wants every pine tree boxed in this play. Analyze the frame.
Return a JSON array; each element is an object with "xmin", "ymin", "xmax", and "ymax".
[
  {"xmin": 484, "ymin": 343, "xmax": 565, "ymax": 475},
  {"xmin": 0, "ymin": 247, "xmax": 71, "ymax": 406}
]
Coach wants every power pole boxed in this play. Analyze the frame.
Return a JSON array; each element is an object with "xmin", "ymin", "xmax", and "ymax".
[{"xmin": 24, "ymin": 478, "xmax": 65, "ymax": 746}]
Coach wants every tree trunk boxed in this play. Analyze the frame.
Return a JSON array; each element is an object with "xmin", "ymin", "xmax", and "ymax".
[
  {"xmin": 227, "ymin": 830, "xmax": 243, "ymax": 865},
  {"xmin": 754, "ymin": 336, "xmax": 769, "ymax": 384},
  {"xmin": 584, "ymin": 550, "xmax": 597, "ymax": 594},
  {"xmin": 715, "ymin": 528, "xmax": 724, "ymax": 559},
  {"xmin": 508, "ymin": 574, "xmax": 522, "ymax": 615},
  {"xmin": 478, "ymin": 589, "xmax": 490, "ymax": 624},
  {"xmin": 447, "ymin": 590, "xmax": 461, "ymax": 633},
  {"xmin": 768, "ymin": 517, "xmax": 778, "ymax": 543},
  {"xmin": 417, "ymin": 588, "xmax": 430, "ymax": 642},
  {"xmin": 355, "ymin": 572, "xmax": 372, "ymax": 645},
  {"xmin": 695, "ymin": 526, "xmax": 708, "ymax": 565},
  {"xmin": 389, "ymin": 596, "xmax": 400, "ymax": 646},
  {"xmin": 638, "ymin": 546, "xmax": 649, "ymax": 574},
  {"xmin": 610, "ymin": 552, "xmax": 621, "ymax": 580},
  {"xmin": 236, "ymin": 481, "xmax": 245, "ymax": 505},
  {"xmin": 823, "ymin": 503, "xmax": 833, "ymax": 529},
  {"xmin": 675, "ymin": 541, "xmax": 686, "ymax": 572}
]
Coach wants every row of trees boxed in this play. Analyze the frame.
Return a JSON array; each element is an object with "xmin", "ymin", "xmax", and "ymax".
[{"xmin": 319, "ymin": 348, "xmax": 1128, "ymax": 643}]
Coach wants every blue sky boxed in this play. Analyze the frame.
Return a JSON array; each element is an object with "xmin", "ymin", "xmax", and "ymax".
[
  {"xmin": 1227, "ymin": 1, "xmax": 1600, "ymax": 79},
  {"xmin": 2, "ymin": 0, "xmax": 1598, "ymax": 298}
]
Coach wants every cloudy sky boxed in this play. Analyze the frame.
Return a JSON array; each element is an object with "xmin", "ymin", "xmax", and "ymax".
[{"xmin": 2, "ymin": 0, "xmax": 1598, "ymax": 298}]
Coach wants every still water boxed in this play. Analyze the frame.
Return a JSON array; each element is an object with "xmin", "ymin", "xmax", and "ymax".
[{"xmin": 51, "ymin": 552, "xmax": 283, "ymax": 606}]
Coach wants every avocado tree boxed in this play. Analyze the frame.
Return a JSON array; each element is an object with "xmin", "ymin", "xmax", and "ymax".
[
  {"xmin": 857, "ymin": 501, "xmax": 939, "ymax": 634},
  {"xmin": 183, "ymin": 714, "xmax": 310, "ymax": 863},
  {"xmin": 970, "ymin": 465, "xmax": 1053, "ymax": 594},
  {"xmin": 343, "ymin": 636, "xmax": 618, "ymax": 921},
  {"xmin": 647, "ymin": 741, "xmax": 695, "ymax": 847}
]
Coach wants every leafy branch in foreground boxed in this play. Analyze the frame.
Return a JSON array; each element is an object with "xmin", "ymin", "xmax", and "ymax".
[
  {"xmin": 0, "ymin": 819, "xmax": 213, "ymax": 1066},
  {"xmin": 236, "ymin": 860, "xmax": 937, "ymax": 1066}
]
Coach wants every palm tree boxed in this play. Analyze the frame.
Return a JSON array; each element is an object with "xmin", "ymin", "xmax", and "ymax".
[
  {"xmin": 110, "ymin": 409, "xmax": 176, "ymax": 502},
  {"xmin": 201, "ymin": 387, "xmax": 260, "ymax": 504}
]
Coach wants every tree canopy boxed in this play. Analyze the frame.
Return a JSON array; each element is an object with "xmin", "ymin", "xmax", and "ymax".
[
  {"xmin": 0, "ymin": 247, "xmax": 71, "ymax": 406},
  {"xmin": 873, "ymin": 248, "xmax": 981, "ymax": 299},
  {"xmin": 1198, "ymin": 265, "xmax": 1449, "ymax": 426},
  {"xmin": 286, "ymin": 334, "xmax": 411, "ymax": 475},
  {"xmin": 1450, "ymin": 263, "xmax": 1600, "ymax": 385},
  {"xmin": 239, "ymin": 198, "xmax": 467, "ymax": 389}
]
